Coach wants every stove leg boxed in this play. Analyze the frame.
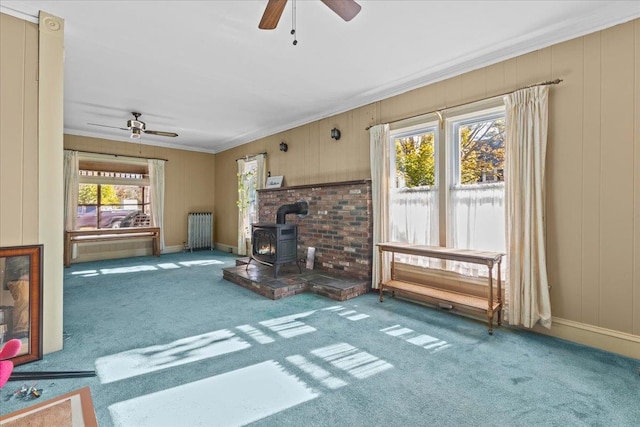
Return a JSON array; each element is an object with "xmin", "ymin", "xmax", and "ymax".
[{"xmin": 274, "ymin": 263, "xmax": 280, "ymax": 278}]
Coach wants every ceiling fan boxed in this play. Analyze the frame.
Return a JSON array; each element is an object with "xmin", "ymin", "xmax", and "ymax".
[
  {"xmin": 259, "ymin": 0, "xmax": 361, "ymax": 30},
  {"xmin": 88, "ymin": 112, "xmax": 178, "ymax": 139}
]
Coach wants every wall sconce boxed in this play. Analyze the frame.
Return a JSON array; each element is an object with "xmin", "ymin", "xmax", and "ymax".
[
  {"xmin": 330, "ymin": 128, "xmax": 341, "ymax": 141},
  {"xmin": 279, "ymin": 142, "xmax": 288, "ymax": 152}
]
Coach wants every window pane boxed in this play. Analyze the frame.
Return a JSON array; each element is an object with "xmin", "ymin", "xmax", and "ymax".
[
  {"xmin": 76, "ymin": 183, "xmax": 150, "ymax": 230},
  {"xmin": 78, "ymin": 183, "xmax": 98, "ymax": 205},
  {"xmin": 457, "ymin": 117, "xmax": 505, "ymax": 185},
  {"xmin": 449, "ymin": 113, "xmax": 506, "ymax": 277},
  {"xmin": 390, "ymin": 129, "xmax": 439, "ymax": 266},
  {"xmin": 394, "ymin": 131, "xmax": 436, "ymax": 188}
]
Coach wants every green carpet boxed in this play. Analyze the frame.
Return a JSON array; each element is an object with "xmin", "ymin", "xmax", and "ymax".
[{"xmin": 2, "ymin": 251, "xmax": 638, "ymax": 426}]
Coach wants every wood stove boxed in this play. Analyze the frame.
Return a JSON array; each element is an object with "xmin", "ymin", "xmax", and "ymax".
[{"xmin": 247, "ymin": 200, "xmax": 308, "ymax": 277}]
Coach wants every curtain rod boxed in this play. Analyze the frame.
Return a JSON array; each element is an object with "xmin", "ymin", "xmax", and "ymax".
[
  {"xmin": 365, "ymin": 78, "xmax": 563, "ymax": 131},
  {"xmin": 236, "ymin": 152, "xmax": 267, "ymax": 162},
  {"xmin": 73, "ymin": 149, "xmax": 168, "ymax": 162}
]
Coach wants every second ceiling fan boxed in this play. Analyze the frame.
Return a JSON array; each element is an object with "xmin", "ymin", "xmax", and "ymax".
[{"xmin": 259, "ymin": 0, "xmax": 362, "ymax": 30}]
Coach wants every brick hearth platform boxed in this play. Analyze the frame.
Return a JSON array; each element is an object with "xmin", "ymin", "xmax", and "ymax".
[{"xmin": 223, "ymin": 258, "xmax": 370, "ymax": 301}]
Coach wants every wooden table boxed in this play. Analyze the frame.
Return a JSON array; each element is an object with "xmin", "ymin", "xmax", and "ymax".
[
  {"xmin": 378, "ymin": 242, "xmax": 504, "ymax": 334},
  {"xmin": 64, "ymin": 227, "xmax": 160, "ymax": 267}
]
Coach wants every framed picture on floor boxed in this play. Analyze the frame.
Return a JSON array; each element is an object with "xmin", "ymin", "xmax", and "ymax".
[{"xmin": 0, "ymin": 244, "xmax": 43, "ymax": 366}]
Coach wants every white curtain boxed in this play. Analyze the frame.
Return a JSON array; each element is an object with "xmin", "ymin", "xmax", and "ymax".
[
  {"xmin": 148, "ymin": 159, "xmax": 166, "ymax": 252},
  {"xmin": 63, "ymin": 150, "xmax": 79, "ymax": 231},
  {"xmin": 237, "ymin": 154, "xmax": 265, "ymax": 256},
  {"xmin": 237, "ymin": 158, "xmax": 248, "ymax": 255},
  {"xmin": 449, "ymin": 182, "xmax": 506, "ymax": 277},
  {"xmin": 370, "ymin": 124, "xmax": 391, "ymax": 289},
  {"xmin": 504, "ymin": 86, "xmax": 552, "ymax": 329},
  {"xmin": 390, "ymin": 187, "xmax": 440, "ymax": 268},
  {"xmin": 63, "ymin": 150, "xmax": 79, "ymax": 259}
]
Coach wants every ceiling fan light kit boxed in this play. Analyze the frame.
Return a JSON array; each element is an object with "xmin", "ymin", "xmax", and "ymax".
[{"xmin": 89, "ymin": 112, "xmax": 178, "ymax": 139}]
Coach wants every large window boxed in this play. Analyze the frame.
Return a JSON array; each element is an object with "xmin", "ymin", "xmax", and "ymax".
[
  {"xmin": 390, "ymin": 104, "xmax": 506, "ymax": 276},
  {"xmin": 75, "ymin": 158, "xmax": 151, "ymax": 230}
]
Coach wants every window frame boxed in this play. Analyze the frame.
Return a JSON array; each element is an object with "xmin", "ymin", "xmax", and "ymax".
[
  {"xmin": 446, "ymin": 106, "xmax": 506, "ymax": 189},
  {"xmin": 388, "ymin": 100, "xmax": 507, "ymax": 266},
  {"xmin": 75, "ymin": 153, "xmax": 152, "ymax": 230}
]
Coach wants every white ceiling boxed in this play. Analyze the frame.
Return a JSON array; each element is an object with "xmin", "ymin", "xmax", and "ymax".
[{"xmin": 2, "ymin": 1, "xmax": 639, "ymax": 154}]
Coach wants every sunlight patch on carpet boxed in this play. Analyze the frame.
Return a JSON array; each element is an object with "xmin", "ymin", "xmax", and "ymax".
[
  {"xmin": 157, "ymin": 263, "xmax": 181, "ymax": 269},
  {"xmin": 259, "ymin": 311, "xmax": 317, "ymax": 338},
  {"xmin": 96, "ymin": 329, "xmax": 251, "ymax": 384},
  {"xmin": 71, "ymin": 259, "xmax": 226, "ymax": 277},
  {"xmin": 179, "ymin": 259, "xmax": 224, "ymax": 266},
  {"xmin": 310, "ymin": 343, "xmax": 393, "ymax": 379},
  {"xmin": 100, "ymin": 265, "xmax": 159, "ymax": 274},
  {"xmin": 321, "ymin": 305, "xmax": 369, "ymax": 321},
  {"xmin": 109, "ymin": 360, "xmax": 319, "ymax": 427},
  {"xmin": 236, "ymin": 324, "xmax": 276, "ymax": 344},
  {"xmin": 381, "ymin": 324, "xmax": 452, "ymax": 353},
  {"xmin": 286, "ymin": 354, "xmax": 348, "ymax": 390}
]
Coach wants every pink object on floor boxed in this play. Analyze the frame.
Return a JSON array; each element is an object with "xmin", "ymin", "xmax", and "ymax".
[
  {"xmin": 0, "ymin": 339, "xmax": 22, "ymax": 360},
  {"xmin": 0, "ymin": 360, "xmax": 13, "ymax": 388}
]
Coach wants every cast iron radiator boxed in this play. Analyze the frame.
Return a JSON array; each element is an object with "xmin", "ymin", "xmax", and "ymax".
[{"xmin": 187, "ymin": 212, "xmax": 213, "ymax": 251}]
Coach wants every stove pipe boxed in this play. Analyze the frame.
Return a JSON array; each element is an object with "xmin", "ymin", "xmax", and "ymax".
[{"xmin": 276, "ymin": 200, "xmax": 308, "ymax": 224}]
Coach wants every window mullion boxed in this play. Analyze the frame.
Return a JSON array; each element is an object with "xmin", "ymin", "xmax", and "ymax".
[{"xmin": 438, "ymin": 125, "xmax": 448, "ymax": 248}]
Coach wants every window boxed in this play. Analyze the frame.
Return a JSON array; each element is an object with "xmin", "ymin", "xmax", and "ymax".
[
  {"xmin": 75, "ymin": 157, "xmax": 151, "ymax": 230},
  {"xmin": 389, "ymin": 104, "xmax": 506, "ymax": 277}
]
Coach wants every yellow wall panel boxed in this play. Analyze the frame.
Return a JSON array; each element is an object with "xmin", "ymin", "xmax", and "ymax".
[
  {"xmin": 581, "ymin": 32, "xmax": 603, "ymax": 327},
  {"xmin": 634, "ymin": 19, "xmax": 640, "ymax": 336},
  {"xmin": 22, "ymin": 22, "xmax": 39, "ymax": 244},
  {"xmin": 461, "ymin": 68, "xmax": 487, "ymax": 103},
  {"xmin": 598, "ymin": 22, "xmax": 635, "ymax": 333},
  {"xmin": 546, "ymin": 37, "xmax": 585, "ymax": 321},
  {"xmin": 0, "ymin": 15, "xmax": 27, "ymax": 245}
]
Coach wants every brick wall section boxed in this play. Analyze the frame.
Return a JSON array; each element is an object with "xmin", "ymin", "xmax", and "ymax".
[{"xmin": 257, "ymin": 180, "xmax": 372, "ymax": 282}]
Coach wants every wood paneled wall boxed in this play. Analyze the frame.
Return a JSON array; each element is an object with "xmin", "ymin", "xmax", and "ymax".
[
  {"xmin": 1, "ymin": 12, "xmax": 65, "ymax": 354},
  {"xmin": 0, "ymin": 14, "xmax": 39, "ymax": 246},
  {"xmin": 215, "ymin": 19, "xmax": 640, "ymax": 349}
]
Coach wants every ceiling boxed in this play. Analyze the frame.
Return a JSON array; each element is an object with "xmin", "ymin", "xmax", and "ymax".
[{"xmin": 2, "ymin": 1, "xmax": 639, "ymax": 154}]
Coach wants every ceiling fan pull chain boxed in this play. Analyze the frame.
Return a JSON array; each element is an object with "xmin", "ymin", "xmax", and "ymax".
[{"xmin": 291, "ymin": 0, "xmax": 298, "ymax": 46}]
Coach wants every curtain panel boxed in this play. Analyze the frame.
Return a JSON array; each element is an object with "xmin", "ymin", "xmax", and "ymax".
[
  {"xmin": 237, "ymin": 153, "xmax": 266, "ymax": 256},
  {"xmin": 369, "ymin": 124, "xmax": 391, "ymax": 289},
  {"xmin": 448, "ymin": 183, "xmax": 506, "ymax": 277},
  {"xmin": 148, "ymin": 159, "xmax": 166, "ymax": 252},
  {"xmin": 63, "ymin": 150, "xmax": 79, "ymax": 259},
  {"xmin": 504, "ymin": 86, "xmax": 552, "ymax": 329},
  {"xmin": 63, "ymin": 150, "xmax": 79, "ymax": 231}
]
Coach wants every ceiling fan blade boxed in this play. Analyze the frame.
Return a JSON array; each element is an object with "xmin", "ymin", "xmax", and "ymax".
[
  {"xmin": 320, "ymin": 0, "xmax": 361, "ymax": 21},
  {"xmin": 259, "ymin": 0, "xmax": 288, "ymax": 29},
  {"xmin": 144, "ymin": 130, "xmax": 179, "ymax": 138},
  {"xmin": 88, "ymin": 123, "xmax": 128, "ymax": 131}
]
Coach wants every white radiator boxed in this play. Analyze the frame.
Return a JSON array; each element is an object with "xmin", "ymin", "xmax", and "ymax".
[{"xmin": 187, "ymin": 212, "xmax": 213, "ymax": 251}]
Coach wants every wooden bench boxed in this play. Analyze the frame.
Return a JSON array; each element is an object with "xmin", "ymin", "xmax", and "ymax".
[
  {"xmin": 377, "ymin": 242, "xmax": 503, "ymax": 334},
  {"xmin": 64, "ymin": 227, "xmax": 161, "ymax": 267}
]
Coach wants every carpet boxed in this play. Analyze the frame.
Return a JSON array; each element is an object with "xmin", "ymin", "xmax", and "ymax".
[
  {"xmin": 0, "ymin": 387, "xmax": 97, "ymax": 427},
  {"xmin": 1, "ymin": 251, "xmax": 638, "ymax": 426}
]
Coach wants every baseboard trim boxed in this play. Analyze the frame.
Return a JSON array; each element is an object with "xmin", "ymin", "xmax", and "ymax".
[
  {"xmin": 532, "ymin": 317, "xmax": 640, "ymax": 360},
  {"xmin": 214, "ymin": 243, "xmax": 237, "ymax": 254}
]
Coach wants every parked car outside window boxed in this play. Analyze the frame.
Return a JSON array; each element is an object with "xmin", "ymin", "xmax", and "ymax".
[{"xmin": 119, "ymin": 211, "xmax": 151, "ymax": 228}]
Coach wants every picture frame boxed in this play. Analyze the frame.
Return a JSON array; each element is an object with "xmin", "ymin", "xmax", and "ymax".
[
  {"xmin": 265, "ymin": 175, "xmax": 284, "ymax": 189},
  {"xmin": 0, "ymin": 244, "xmax": 43, "ymax": 366}
]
